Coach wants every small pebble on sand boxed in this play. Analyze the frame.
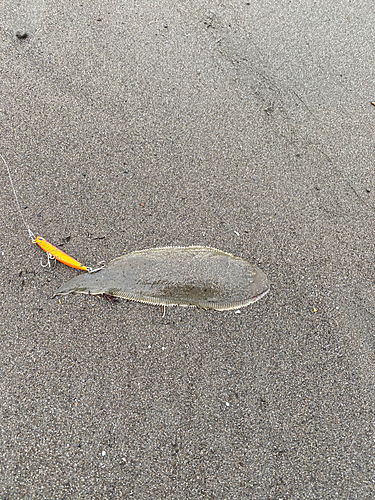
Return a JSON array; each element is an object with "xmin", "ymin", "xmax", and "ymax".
[{"xmin": 16, "ymin": 29, "xmax": 28, "ymax": 39}]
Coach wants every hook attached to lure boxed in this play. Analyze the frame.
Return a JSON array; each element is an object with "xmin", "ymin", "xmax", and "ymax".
[{"xmin": 1, "ymin": 153, "xmax": 103, "ymax": 273}]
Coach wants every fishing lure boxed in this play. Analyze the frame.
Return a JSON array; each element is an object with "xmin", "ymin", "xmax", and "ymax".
[
  {"xmin": 34, "ymin": 236, "xmax": 89, "ymax": 271},
  {"xmin": 1, "ymin": 153, "xmax": 98, "ymax": 272}
]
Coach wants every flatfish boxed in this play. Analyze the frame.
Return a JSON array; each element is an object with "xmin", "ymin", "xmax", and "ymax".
[{"xmin": 54, "ymin": 246, "xmax": 269, "ymax": 311}]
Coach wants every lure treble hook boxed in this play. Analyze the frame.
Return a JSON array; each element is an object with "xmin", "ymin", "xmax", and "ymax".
[{"xmin": 40, "ymin": 251, "xmax": 56, "ymax": 268}]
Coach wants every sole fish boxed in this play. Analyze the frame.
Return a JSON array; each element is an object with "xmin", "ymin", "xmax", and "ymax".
[{"xmin": 54, "ymin": 246, "xmax": 269, "ymax": 311}]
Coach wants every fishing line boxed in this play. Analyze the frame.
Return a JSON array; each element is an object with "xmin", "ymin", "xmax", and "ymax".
[{"xmin": 1, "ymin": 153, "xmax": 35, "ymax": 240}]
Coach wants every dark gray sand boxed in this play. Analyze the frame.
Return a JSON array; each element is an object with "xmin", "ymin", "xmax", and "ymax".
[{"xmin": 1, "ymin": 1, "xmax": 374, "ymax": 498}]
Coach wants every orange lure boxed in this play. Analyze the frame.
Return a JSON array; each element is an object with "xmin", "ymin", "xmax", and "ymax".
[{"xmin": 33, "ymin": 236, "xmax": 88, "ymax": 271}]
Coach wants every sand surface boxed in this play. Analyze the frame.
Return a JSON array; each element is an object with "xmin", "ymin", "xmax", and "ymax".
[{"xmin": 1, "ymin": 1, "xmax": 374, "ymax": 498}]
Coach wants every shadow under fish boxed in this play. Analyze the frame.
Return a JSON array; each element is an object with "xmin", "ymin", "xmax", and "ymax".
[{"xmin": 53, "ymin": 246, "xmax": 269, "ymax": 311}]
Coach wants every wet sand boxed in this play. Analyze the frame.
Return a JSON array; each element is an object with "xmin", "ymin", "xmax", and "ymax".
[{"xmin": 1, "ymin": 1, "xmax": 374, "ymax": 498}]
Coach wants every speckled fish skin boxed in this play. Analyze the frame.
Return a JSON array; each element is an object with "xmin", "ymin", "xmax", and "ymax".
[{"xmin": 53, "ymin": 246, "xmax": 270, "ymax": 311}]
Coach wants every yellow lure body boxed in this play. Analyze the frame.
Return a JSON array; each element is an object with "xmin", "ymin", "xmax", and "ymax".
[{"xmin": 34, "ymin": 236, "xmax": 88, "ymax": 271}]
